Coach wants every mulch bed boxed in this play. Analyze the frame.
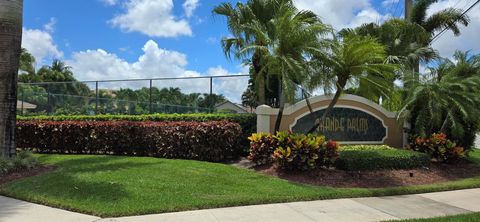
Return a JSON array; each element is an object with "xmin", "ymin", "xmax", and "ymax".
[
  {"xmin": 256, "ymin": 162, "xmax": 480, "ymax": 188},
  {"xmin": 0, "ymin": 165, "xmax": 54, "ymax": 185}
]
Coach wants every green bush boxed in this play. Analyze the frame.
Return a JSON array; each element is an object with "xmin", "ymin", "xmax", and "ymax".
[
  {"xmin": 335, "ymin": 145, "xmax": 430, "ymax": 171},
  {"xmin": 0, "ymin": 150, "xmax": 39, "ymax": 175},
  {"xmin": 17, "ymin": 120, "xmax": 242, "ymax": 162},
  {"xmin": 248, "ymin": 131, "xmax": 339, "ymax": 171},
  {"xmin": 18, "ymin": 113, "xmax": 256, "ymax": 154}
]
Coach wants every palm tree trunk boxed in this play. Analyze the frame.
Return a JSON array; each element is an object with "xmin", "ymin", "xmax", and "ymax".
[
  {"xmin": 307, "ymin": 78, "xmax": 347, "ymax": 134},
  {"xmin": 253, "ymin": 51, "xmax": 266, "ymax": 105},
  {"xmin": 0, "ymin": 0, "xmax": 23, "ymax": 158},
  {"xmin": 274, "ymin": 81, "xmax": 284, "ymax": 132},
  {"xmin": 257, "ymin": 75, "xmax": 266, "ymax": 105}
]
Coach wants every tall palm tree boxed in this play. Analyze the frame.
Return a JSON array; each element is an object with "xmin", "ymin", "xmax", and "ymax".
[
  {"xmin": 234, "ymin": 1, "xmax": 330, "ymax": 132},
  {"xmin": 307, "ymin": 33, "xmax": 397, "ymax": 133},
  {"xmin": 399, "ymin": 50, "xmax": 480, "ymax": 148},
  {"xmin": 214, "ymin": 0, "xmax": 290, "ymax": 106},
  {"xmin": 0, "ymin": 0, "xmax": 23, "ymax": 158},
  {"xmin": 410, "ymin": 0, "xmax": 470, "ymax": 42}
]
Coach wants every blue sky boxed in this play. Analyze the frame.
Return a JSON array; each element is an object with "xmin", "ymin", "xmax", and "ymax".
[{"xmin": 21, "ymin": 0, "xmax": 480, "ymax": 102}]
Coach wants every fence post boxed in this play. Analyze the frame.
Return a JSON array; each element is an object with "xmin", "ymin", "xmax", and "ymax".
[
  {"xmin": 95, "ymin": 81, "xmax": 99, "ymax": 115},
  {"xmin": 210, "ymin": 77, "xmax": 213, "ymax": 113},
  {"xmin": 20, "ymin": 86, "xmax": 24, "ymax": 115},
  {"xmin": 149, "ymin": 79, "xmax": 153, "ymax": 114},
  {"xmin": 47, "ymin": 84, "xmax": 51, "ymax": 115}
]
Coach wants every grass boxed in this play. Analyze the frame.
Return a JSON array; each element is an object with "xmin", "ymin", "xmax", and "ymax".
[
  {"xmin": 1, "ymin": 151, "xmax": 480, "ymax": 217},
  {"xmin": 385, "ymin": 213, "xmax": 480, "ymax": 221}
]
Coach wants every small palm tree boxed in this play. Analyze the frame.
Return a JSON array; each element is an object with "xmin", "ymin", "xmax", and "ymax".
[
  {"xmin": 307, "ymin": 34, "xmax": 397, "ymax": 133},
  {"xmin": 399, "ymin": 51, "xmax": 480, "ymax": 148}
]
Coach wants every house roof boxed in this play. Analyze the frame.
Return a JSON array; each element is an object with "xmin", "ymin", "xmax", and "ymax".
[{"xmin": 17, "ymin": 100, "xmax": 37, "ymax": 109}]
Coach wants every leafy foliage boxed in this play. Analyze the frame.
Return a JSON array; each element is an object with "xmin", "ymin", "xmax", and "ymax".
[
  {"xmin": 335, "ymin": 145, "xmax": 430, "ymax": 171},
  {"xmin": 18, "ymin": 113, "xmax": 256, "ymax": 151},
  {"xmin": 16, "ymin": 120, "xmax": 243, "ymax": 162},
  {"xmin": 399, "ymin": 51, "xmax": 480, "ymax": 148},
  {"xmin": 0, "ymin": 150, "xmax": 39, "ymax": 175},
  {"xmin": 409, "ymin": 133, "xmax": 467, "ymax": 163},
  {"xmin": 248, "ymin": 131, "xmax": 339, "ymax": 171}
]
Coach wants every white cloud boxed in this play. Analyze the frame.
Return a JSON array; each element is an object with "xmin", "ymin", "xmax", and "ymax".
[
  {"xmin": 428, "ymin": 0, "xmax": 480, "ymax": 57},
  {"xmin": 294, "ymin": 0, "xmax": 388, "ymax": 30},
  {"xmin": 109, "ymin": 0, "xmax": 192, "ymax": 37},
  {"xmin": 183, "ymin": 0, "xmax": 199, "ymax": 18},
  {"xmin": 43, "ymin": 17, "xmax": 57, "ymax": 33},
  {"xmin": 21, "ymin": 28, "xmax": 63, "ymax": 66},
  {"xmin": 68, "ymin": 40, "xmax": 248, "ymax": 102},
  {"xmin": 101, "ymin": 0, "xmax": 118, "ymax": 6}
]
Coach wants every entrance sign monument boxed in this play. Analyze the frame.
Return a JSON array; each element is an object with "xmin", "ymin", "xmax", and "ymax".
[{"xmin": 257, "ymin": 94, "xmax": 406, "ymax": 147}]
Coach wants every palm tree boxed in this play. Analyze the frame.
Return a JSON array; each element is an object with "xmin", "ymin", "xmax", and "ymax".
[
  {"xmin": 0, "ymin": 0, "xmax": 23, "ymax": 158},
  {"xmin": 399, "ymin": 51, "xmax": 480, "ymax": 148},
  {"xmin": 214, "ymin": 0, "xmax": 290, "ymax": 106},
  {"xmin": 19, "ymin": 48, "xmax": 36, "ymax": 75},
  {"xmin": 410, "ymin": 0, "xmax": 470, "ymax": 42},
  {"xmin": 306, "ymin": 33, "xmax": 397, "ymax": 133},
  {"xmin": 232, "ymin": 1, "xmax": 330, "ymax": 132}
]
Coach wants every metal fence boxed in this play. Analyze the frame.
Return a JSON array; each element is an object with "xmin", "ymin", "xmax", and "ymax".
[{"xmin": 17, "ymin": 75, "xmax": 251, "ymax": 116}]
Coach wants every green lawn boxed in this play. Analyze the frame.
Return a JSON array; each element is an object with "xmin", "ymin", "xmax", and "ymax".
[
  {"xmin": 386, "ymin": 213, "xmax": 480, "ymax": 221},
  {"xmin": 1, "ymin": 152, "xmax": 480, "ymax": 217}
]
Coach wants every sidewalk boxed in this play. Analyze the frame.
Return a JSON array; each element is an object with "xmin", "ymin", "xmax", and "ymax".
[{"xmin": 2, "ymin": 189, "xmax": 480, "ymax": 222}]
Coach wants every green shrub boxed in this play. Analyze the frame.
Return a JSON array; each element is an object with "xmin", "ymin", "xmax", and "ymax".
[
  {"xmin": 248, "ymin": 131, "xmax": 339, "ymax": 171},
  {"xmin": 18, "ymin": 113, "xmax": 256, "ymax": 154},
  {"xmin": 335, "ymin": 145, "xmax": 430, "ymax": 171},
  {"xmin": 17, "ymin": 120, "xmax": 242, "ymax": 162},
  {"xmin": 409, "ymin": 133, "xmax": 466, "ymax": 163},
  {"xmin": 0, "ymin": 158, "xmax": 13, "ymax": 174},
  {"xmin": 13, "ymin": 150, "xmax": 39, "ymax": 169},
  {"xmin": 0, "ymin": 150, "xmax": 39, "ymax": 175}
]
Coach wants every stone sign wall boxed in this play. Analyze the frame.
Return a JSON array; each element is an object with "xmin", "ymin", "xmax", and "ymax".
[{"xmin": 256, "ymin": 94, "xmax": 405, "ymax": 147}]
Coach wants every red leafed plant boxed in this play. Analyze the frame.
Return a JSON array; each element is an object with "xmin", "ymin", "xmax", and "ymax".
[
  {"xmin": 409, "ymin": 133, "xmax": 466, "ymax": 163},
  {"xmin": 16, "ymin": 120, "xmax": 242, "ymax": 162}
]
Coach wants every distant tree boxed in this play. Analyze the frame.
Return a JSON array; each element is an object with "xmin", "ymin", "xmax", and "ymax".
[{"xmin": 19, "ymin": 48, "xmax": 36, "ymax": 75}]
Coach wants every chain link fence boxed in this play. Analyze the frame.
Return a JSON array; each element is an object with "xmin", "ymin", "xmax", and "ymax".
[{"xmin": 17, "ymin": 75, "xmax": 251, "ymax": 116}]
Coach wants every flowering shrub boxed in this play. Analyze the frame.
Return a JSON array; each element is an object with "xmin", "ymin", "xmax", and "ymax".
[
  {"xmin": 16, "ymin": 120, "xmax": 242, "ymax": 162},
  {"xmin": 248, "ymin": 131, "xmax": 339, "ymax": 171},
  {"xmin": 409, "ymin": 133, "xmax": 466, "ymax": 163}
]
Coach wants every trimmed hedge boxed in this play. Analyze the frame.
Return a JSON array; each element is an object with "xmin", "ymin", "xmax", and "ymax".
[
  {"xmin": 18, "ymin": 114, "xmax": 256, "ymax": 154},
  {"xmin": 16, "ymin": 120, "xmax": 242, "ymax": 162},
  {"xmin": 335, "ymin": 145, "xmax": 430, "ymax": 171}
]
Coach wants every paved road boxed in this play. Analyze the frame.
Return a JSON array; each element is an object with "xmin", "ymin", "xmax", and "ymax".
[{"xmin": 2, "ymin": 189, "xmax": 480, "ymax": 222}]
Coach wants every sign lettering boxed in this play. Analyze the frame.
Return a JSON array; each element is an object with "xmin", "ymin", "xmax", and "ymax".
[{"xmin": 292, "ymin": 107, "xmax": 387, "ymax": 143}]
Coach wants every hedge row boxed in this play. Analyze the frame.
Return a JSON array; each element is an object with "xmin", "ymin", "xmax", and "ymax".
[
  {"xmin": 335, "ymin": 145, "xmax": 430, "ymax": 171},
  {"xmin": 16, "ymin": 120, "xmax": 243, "ymax": 162},
  {"xmin": 18, "ymin": 114, "xmax": 256, "ymax": 153}
]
